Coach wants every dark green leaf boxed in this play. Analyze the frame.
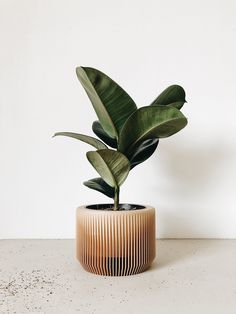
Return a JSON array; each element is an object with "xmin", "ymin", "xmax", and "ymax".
[
  {"xmin": 150, "ymin": 85, "xmax": 186, "ymax": 109},
  {"xmin": 167, "ymin": 101, "xmax": 186, "ymax": 109},
  {"xmin": 53, "ymin": 132, "xmax": 107, "ymax": 150},
  {"xmin": 86, "ymin": 149, "xmax": 130, "ymax": 188},
  {"xmin": 76, "ymin": 67, "xmax": 137, "ymax": 138},
  {"xmin": 118, "ymin": 106, "xmax": 187, "ymax": 154},
  {"xmin": 92, "ymin": 121, "xmax": 117, "ymax": 148},
  {"xmin": 129, "ymin": 139, "xmax": 159, "ymax": 169},
  {"xmin": 83, "ymin": 177, "xmax": 115, "ymax": 198}
]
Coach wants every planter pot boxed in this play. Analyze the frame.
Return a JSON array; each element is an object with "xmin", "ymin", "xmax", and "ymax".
[{"xmin": 76, "ymin": 204, "xmax": 156, "ymax": 276}]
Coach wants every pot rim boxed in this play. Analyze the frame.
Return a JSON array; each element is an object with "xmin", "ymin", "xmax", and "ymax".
[{"xmin": 77, "ymin": 203, "xmax": 155, "ymax": 213}]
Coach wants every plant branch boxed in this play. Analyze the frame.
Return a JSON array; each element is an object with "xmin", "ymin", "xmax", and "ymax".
[{"xmin": 114, "ymin": 186, "xmax": 120, "ymax": 210}]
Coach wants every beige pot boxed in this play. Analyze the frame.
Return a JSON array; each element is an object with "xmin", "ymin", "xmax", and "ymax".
[{"xmin": 76, "ymin": 204, "xmax": 156, "ymax": 276}]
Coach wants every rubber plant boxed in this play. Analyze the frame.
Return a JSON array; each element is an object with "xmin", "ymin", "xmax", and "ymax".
[{"xmin": 54, "ymin": 67, "xmax": 188, "ymax": 210}]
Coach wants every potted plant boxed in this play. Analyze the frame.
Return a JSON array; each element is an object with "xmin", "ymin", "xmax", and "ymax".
[{"xmin": 54, "ymin": 66, "xmax": 188, "ymax": 276}]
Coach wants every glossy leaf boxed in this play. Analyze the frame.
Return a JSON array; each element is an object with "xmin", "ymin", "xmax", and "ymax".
[
  {"xmin": 86, "ymin": 149, "xmax": 130, "ymax": 188},
  {"xmin": 92, "ymin": 120, "xmax": 117, "ymax": 148},
  {"xmin": 129, "ymin": 139, "xmax": 159, "ymax": 169},
  {"xmin": 83, "ymin": 177, "xmax": 115, "ymax": 198},
  {"xmin": 53, "ymin": 132, "xmax": 107, "ymax": 150},
  {"xmin": 150, "ymin": 85, "xmax": 186, "ymax": 109},
  {"xmin": 167, "ymin": 101, "xmax": 186, "ymax": 109},
  {"xmin": 76, "ymin": 67, "xmax": 137, "ymax": 139},
  {"xmin": 118, "ymin": 106, "xmax": 187, "ymax": 154}
]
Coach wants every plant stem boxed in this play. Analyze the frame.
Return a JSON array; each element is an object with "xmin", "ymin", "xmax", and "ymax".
[{"xmin": 114, "ymin": 186, "xmax": 120, "ymax": 210}]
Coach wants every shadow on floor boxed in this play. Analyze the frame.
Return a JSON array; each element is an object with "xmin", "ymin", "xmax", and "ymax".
[{"xmin": 149, "ymin": 239, "xmax": 219, "ymax": 271}]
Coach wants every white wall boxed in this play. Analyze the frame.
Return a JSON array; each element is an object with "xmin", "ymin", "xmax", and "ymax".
[{"xmin": 1, "ymin": 0, "xmax": 236, "ymax": 239}]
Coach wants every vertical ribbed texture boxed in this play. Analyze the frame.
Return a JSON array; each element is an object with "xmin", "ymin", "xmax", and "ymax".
[{"xmin": 76, "ymin": 206, "xmax": 156, "ymax": 276}]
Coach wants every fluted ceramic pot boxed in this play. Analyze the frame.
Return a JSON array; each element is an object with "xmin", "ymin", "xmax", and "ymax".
[{"xmin": 76, "ymin": 204, "xmax": 156, "ymax": 276}]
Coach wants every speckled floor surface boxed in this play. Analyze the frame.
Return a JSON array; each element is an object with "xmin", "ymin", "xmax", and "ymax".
[{"xmin": 0, "ymin": 240, "xmax": 236, "ymax": 314}]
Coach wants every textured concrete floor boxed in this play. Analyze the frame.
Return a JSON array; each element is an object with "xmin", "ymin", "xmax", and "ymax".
[{"xmin": 0, "ymin": 240, "xmax": 236, "ymax": 314}]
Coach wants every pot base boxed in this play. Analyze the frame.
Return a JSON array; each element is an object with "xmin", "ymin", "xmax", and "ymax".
[{"xmin": 76, "ymin": 205, "xmax": 156, "ymax": 276}]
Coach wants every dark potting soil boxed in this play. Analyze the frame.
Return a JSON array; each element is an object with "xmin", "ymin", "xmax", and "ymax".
[{"xmin": 86, "ymin": 204, "xmax": 145, "ymax": 211}]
